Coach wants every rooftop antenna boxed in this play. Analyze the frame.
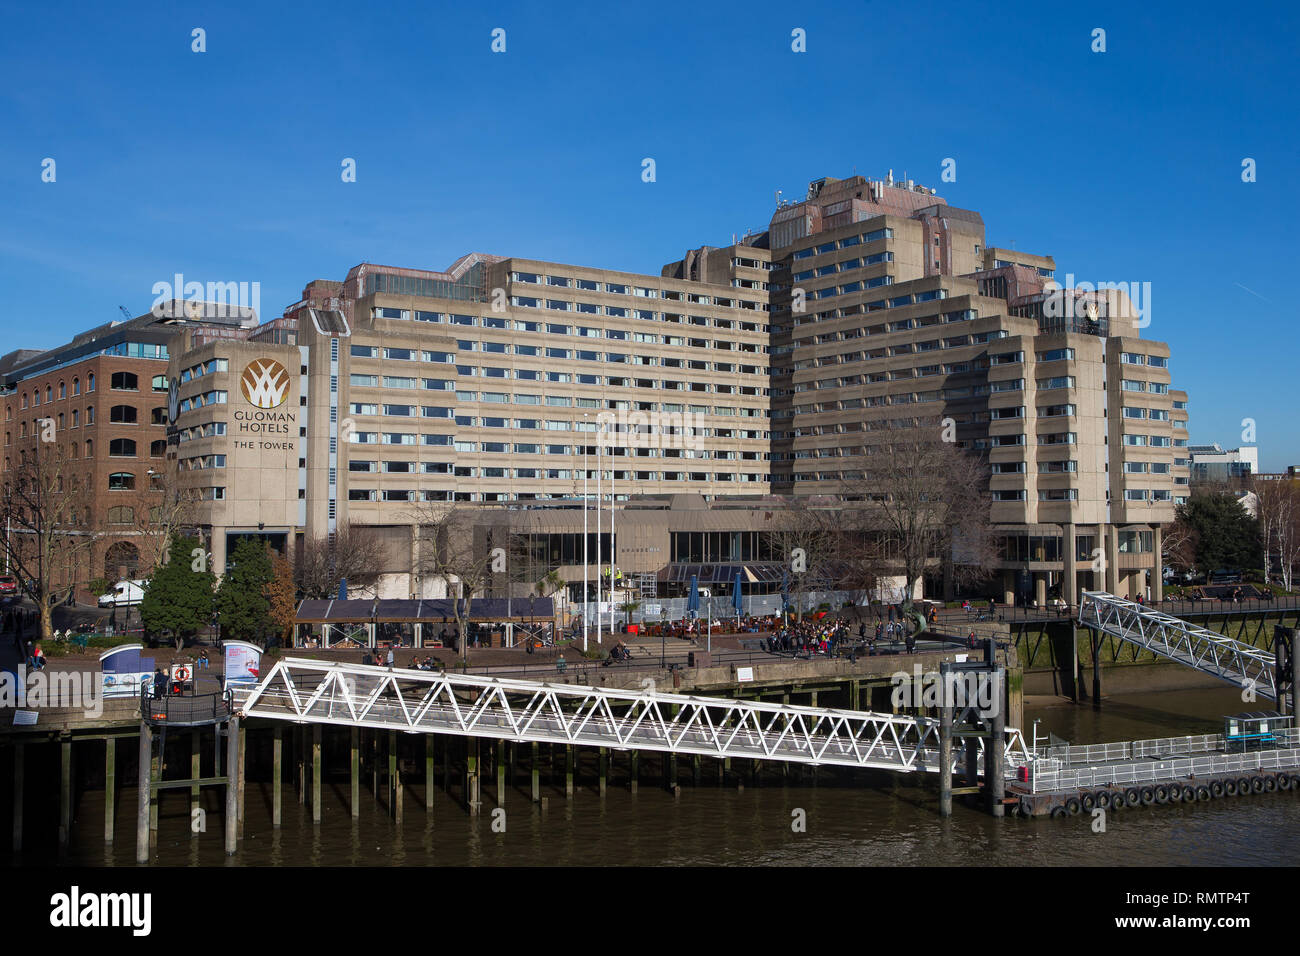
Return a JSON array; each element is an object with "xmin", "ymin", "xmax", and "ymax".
[{"xmin": 118, "ymin": 306, "xmax": 132, "ymax": 320}]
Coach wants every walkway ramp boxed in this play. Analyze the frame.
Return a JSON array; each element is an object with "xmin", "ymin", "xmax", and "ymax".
[
  {"xmin": 1079, "ymin": 591, "xmax": 1281, "ymax": 701},
  {"xmin": 231, "ymin": 658, "xmax": 1028, "ymax": 775}
]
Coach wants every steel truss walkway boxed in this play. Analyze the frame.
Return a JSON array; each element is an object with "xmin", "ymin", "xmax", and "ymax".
[
  {"xmin": 232, "ymin": 658, "xmax": 1029, "ymax": 775},
  {"xmin": 1079, "ymin": 591, "xmax": 1282, "ymax": 701}
]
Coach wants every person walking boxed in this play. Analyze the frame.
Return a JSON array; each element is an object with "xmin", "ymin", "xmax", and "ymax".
[{"xmin": 385, "ymin": 646, "xmax": 395, "ymax": 670}]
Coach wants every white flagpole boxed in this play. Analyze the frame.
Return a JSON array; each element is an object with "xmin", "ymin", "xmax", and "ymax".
[
  {"xmin": 596, "ymin": 427, "xmax": 602, "ymax": 647},
  {"xmin": 609, "ymin": 457, "xmax": 616, "ymax": 635},
  {"xmin": 582, "ymin": 420, "xmax": 589, "ymax": 653}
]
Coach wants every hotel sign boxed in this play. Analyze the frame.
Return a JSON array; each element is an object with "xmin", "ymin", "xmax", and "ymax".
[{"xmin": 233, "ymin": 357, "xmax": 295, "ymax": 450}]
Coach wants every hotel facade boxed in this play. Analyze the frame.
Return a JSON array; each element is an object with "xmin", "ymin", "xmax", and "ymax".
[{"xmin": 3, "ymin": 173, "xmax": 1192, "ymax": 607}]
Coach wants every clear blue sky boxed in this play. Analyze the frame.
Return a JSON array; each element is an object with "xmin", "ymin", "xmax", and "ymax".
[{"xmin": 1, "ymin": 0, "xmax": 1296, "ymax": 469}]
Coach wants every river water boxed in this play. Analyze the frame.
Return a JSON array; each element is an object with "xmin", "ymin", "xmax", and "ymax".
[{"xmin": 46, "ymin": 686, "xmax": 1300, "ymax": 866}]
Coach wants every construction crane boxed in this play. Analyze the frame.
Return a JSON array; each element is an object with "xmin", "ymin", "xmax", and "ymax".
[{"xmin": 118, "ymin": 306, "xmax": 132, "ymax": 321}]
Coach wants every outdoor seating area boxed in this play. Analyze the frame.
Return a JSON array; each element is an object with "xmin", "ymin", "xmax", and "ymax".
[{"xmin": 293, "ymin": 597, "xmax": 557, "ymax": 650}]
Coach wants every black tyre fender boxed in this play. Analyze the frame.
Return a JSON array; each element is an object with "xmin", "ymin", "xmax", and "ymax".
[
  {"xmin": 1209, "ymin": 780, "xmax": 1224, "ymax": 798},
  {"xmin": 1094, "ymin": 790, "xmax": 1112, "ymax": 810},
  {"xmin": 1169, "ymin": 784, "xmax": 1186, "ymax": 802},
  {"xmin": 1239, "ymin": 777, "xmax": 1254, "ymax": 794},
  {"xmin": 1081, "ymin": 792, "xmax": 1096, "ymax": 812},
  {"xmin": 1223, "ymin": 779, "xmax": 1239, "ymax": 797},
  {"xmin": 1278, "ymin": 774, "xmax": 1292, "ymax": 791},
  {"xmin": 1153, "ymin": 785, "xmax": 1170, "ymax": 804},
  {"xmin": 1196, "ymin": 785, "xmax": 1211, "ymax": 801},
  {"xmin": 1178, "ymin": 785, "xmax": 1194, "ymax": 802},
  {"xmin": 1140, "ymin": 786, "xmax": 1156, "ymax": 805},
  {"xmin": 1065, "ymin": 796, "xmax": 1082, "ymax": 815},
  {"xmin": 1125, "ymin": 787, "xmax": 1142, "ymax": 807},
  {"xmin": 1264, "ymin": 775, "xmax": 1278, "ymax": 792},
  {"xmin": 1051, "ymin": 805, "xmax": 1069, "ymax": 819},
  {"xmin": 1251, "ymin": 775, "xmax": 1267, "ymax": 794}
]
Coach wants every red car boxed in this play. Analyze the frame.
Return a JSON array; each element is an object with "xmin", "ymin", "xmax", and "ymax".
[{"xmin": 0, "ymin": 574, "xmax": 18, "ymax": 598}]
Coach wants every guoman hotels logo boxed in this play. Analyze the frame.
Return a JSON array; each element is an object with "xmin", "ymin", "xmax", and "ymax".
[{"xmin": 240, "ymin": 358, "xmax": 290, "ymax": 409}]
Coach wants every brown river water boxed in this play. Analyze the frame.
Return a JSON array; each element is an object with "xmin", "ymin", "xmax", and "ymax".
[{"xmin": 27, "ymin": 686, "xmax": 1300, "ymax": 866}]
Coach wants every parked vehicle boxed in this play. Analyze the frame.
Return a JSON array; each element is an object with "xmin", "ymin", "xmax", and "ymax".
[
  {"xmin": 98, "ymin": 579, "xmax": 146, "ymax": 608},
  {"xmin": 1209, "ymin": 569, "xmax": 1243, "ymax": 585},
  {"xmin": 0, "ymin": 574, "xmax": 18, "ymax": 598}
]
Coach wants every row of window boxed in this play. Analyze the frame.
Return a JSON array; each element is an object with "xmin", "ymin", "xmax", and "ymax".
[
  {"xmin": 179, "ymin": 358, "xmax": 229, "ymax": 383},
  {"xmin": 1120, "ymin": 352, "xmax": 1170, "ymax": 368},
  {"xmin": 347, "ymin": 472, "xmax": 769, "ymax": 496}
]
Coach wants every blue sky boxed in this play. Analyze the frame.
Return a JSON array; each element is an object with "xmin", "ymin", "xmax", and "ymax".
[{"xmin": 1, "ymin": 0, "xmax": 1296, "ymax": 469}]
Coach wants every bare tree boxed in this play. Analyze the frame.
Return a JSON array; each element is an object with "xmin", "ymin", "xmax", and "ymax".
[
  {"xmin": 0, "ymin": 422, "xmax": 102, "ymax": 640},
  {"xmin": 1256, "ymin": 478, "xmax": 1300, "ymax": 591},
  {"xmin": 843, "ymin": 432, "xmax": 997, "ymax": 606},
  {"xmin": 409, "ymin": 502, "xmax": 505, "ymax": 661},
  {"xmin": 295, "ymin": 523, "xmax": 386, "ymax": 599},
  {"xmin": 1161, "ymin": 508, "xmax": 1198, "ymax": 578},
  {"xmin": 760, "ymin": 497, "xmax": 842, "ymax": 619}
]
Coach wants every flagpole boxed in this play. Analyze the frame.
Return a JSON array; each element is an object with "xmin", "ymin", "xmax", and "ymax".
[
  {"xmin": 596, "ymin": 425, "xmax": 602, "ymax": 647},
  {"xmin": 609, "ymin": 454, "xmax": 616, "ymax": 636},
  {"xmin": 582, "ymin": 414, "xmax": 589, "ymax": 653}
]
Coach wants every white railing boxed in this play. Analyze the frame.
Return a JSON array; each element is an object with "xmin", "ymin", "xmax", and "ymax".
[
  {"xmin": 1079, "ymin": 591, "xmax": 1280, "ymax": 700},
  {"xmin": 233, "ymin": 657, "xmax": 1028, "ymax": 775},
  {"xmin": 1031, "ymin": 747, "xmax": 1300, "ymax": 793}
]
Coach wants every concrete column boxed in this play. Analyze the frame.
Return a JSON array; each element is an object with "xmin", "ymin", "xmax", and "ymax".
[
  {"xmin": 628, "ymin": 749, "xmax": 638, "ymax": 794},
  {"xmin": 104, "ymin": 738, "xmax": 116, "ymax": 844},
  {"xmin": 224, "ymin": 716, "xmax": 239, "ymax": 855},
  {"xmin": 1151, "ymin": 524, "xmax": 1164, "ymax": 602},
  {"xmin": 149, "ymin": 731, "xmax": 159, "ymax": 838},
  {"xmin": 1070, "ymin": 624, "xmax": 1080, "ymax": 703},
  {"xmin": 311, "ymin": 725, "xmax": 322, "ymax": 824},
  {"xmin": 599, "ymin": 747, "xmax": 608, "ymax": 796},
  {"xmin": 1035, "ymin": 573, "xmax": 1047, "ymax": 609},
  {"xmin": 59, "ymin": 738, "xmax": 71, "ymax": 848},
  {"xmin": 1104, "ymin": 525, "xmax": 1119, "ymax": 594},
  {"xmin": 388, "ymin": 732, "xmax": 398, "ymax": 818},
  {"xmin": 135, "ymin": 725, "xmax": 150, "ymax": 862},
  {"xmin": 565, "ymin": 744, "xmax": 574, "ymax": 797},
  {"xmin": 273, "ymin": 725, "xmax": 283, "ymax": 828},
  {"xmin": 964, "ymin": 738, "xmax": 979, "ymax": 787},
  {"xmin": 1062, "ymin": 523, "xmax": 1077, "ymax": 606},
  {"xmin": 350, "ymin": 728, "xmax": 360, "ymax": 818},
  {"xmin": 691, "ymin": 753, "xmax": 700, "ymax": 787},
  {"xmin": 1002, "ymin": 570, "xmax": 1015, "ymax": 608}
]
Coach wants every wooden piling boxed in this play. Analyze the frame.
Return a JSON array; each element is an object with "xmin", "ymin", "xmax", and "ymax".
[
  {"xmin": 104, "ymin": 738, "xmax": 116, "ymax": 843},
  {"xmin": 224, "ymin": 716, "xmax": 239, "ymax": 855},
  {"xmin": 273, "ymin": 724, "xmax": 283, "ymax": 828},
  {"xmin": 135, "ymin": 724, "xmax": 150, "ymax": 862},
  {"xmin": 312, "ymin": 725, "xmax": 322, "ymax": 824}
]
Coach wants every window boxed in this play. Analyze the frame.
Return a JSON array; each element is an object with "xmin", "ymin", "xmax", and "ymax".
[
  {"xmin": 73, "ymin": 378, "xmax": 80, "ymax": 396},
  {"xmin": 109, "ymin": 438, "xmax": 136, "ymax": 457},
  {"xmin": 108, "ymin": 472, "xmax": 135, "ymax": 491},
  {"xmin": 152, "ymin": 375, "xmax": 167, "ymax": 392},
  {"xmin": 87, "ymin": 373, "xmax": 95, "ymax": 391},
  {"xmin": 110, "ymin": 372, "xmax": 138, "ymax": 390},
  {"xmin": 151, "ymin": 407, "xmax": 167, "ymax": 425},
  {"xmin": 150, "ymin": 439, "xmax": 166, "ymax": 456},
  {"xmin": 106, "ymin": 506, "xmax": 134, "ymax": 525},
  {"xmin": 110, "ymin": 405, "xmax": 138, "ymax": 424}
]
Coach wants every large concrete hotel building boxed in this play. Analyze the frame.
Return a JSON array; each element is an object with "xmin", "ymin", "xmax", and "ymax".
[{"xmin": 1, "ymin": 172, "xmax": 1191, "ymax": 608}]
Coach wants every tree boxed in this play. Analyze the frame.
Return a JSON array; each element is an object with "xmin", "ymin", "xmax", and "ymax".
[
  {"xmin": 215, "ymin": 538, "xmax": 273, "ymax": 642},
  {"xmin": 410, "ymin": 503, "xmax": 505, "ymax": 662},
  {"xmin": 760, "ymin": 497, "xmax": 841, "ymax": 619},
  {"xmin": 268, "ymin": 551, "xmax": 297, "ymax": 644},
  {"xmin": 846, "ymin": 432, "xmax": 997, "ymax": 604},
  {"xmin": 140, "ymin": 532, "xmax": 215, "ymax": 649},
  {"xmin": 1254, "ymin": 478, "xmax": 1300, "ymax": 591},
  {"xmin": 294, "ymin": 524, "xmax": 385, "ymax": 599},
  {"xmin": 1176, "ymin": 492, "xmax": 1261, "ymax": 575},
  {"xmin": 0, "ymin": 426, "xmax": 102, "ymax": 641}
]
